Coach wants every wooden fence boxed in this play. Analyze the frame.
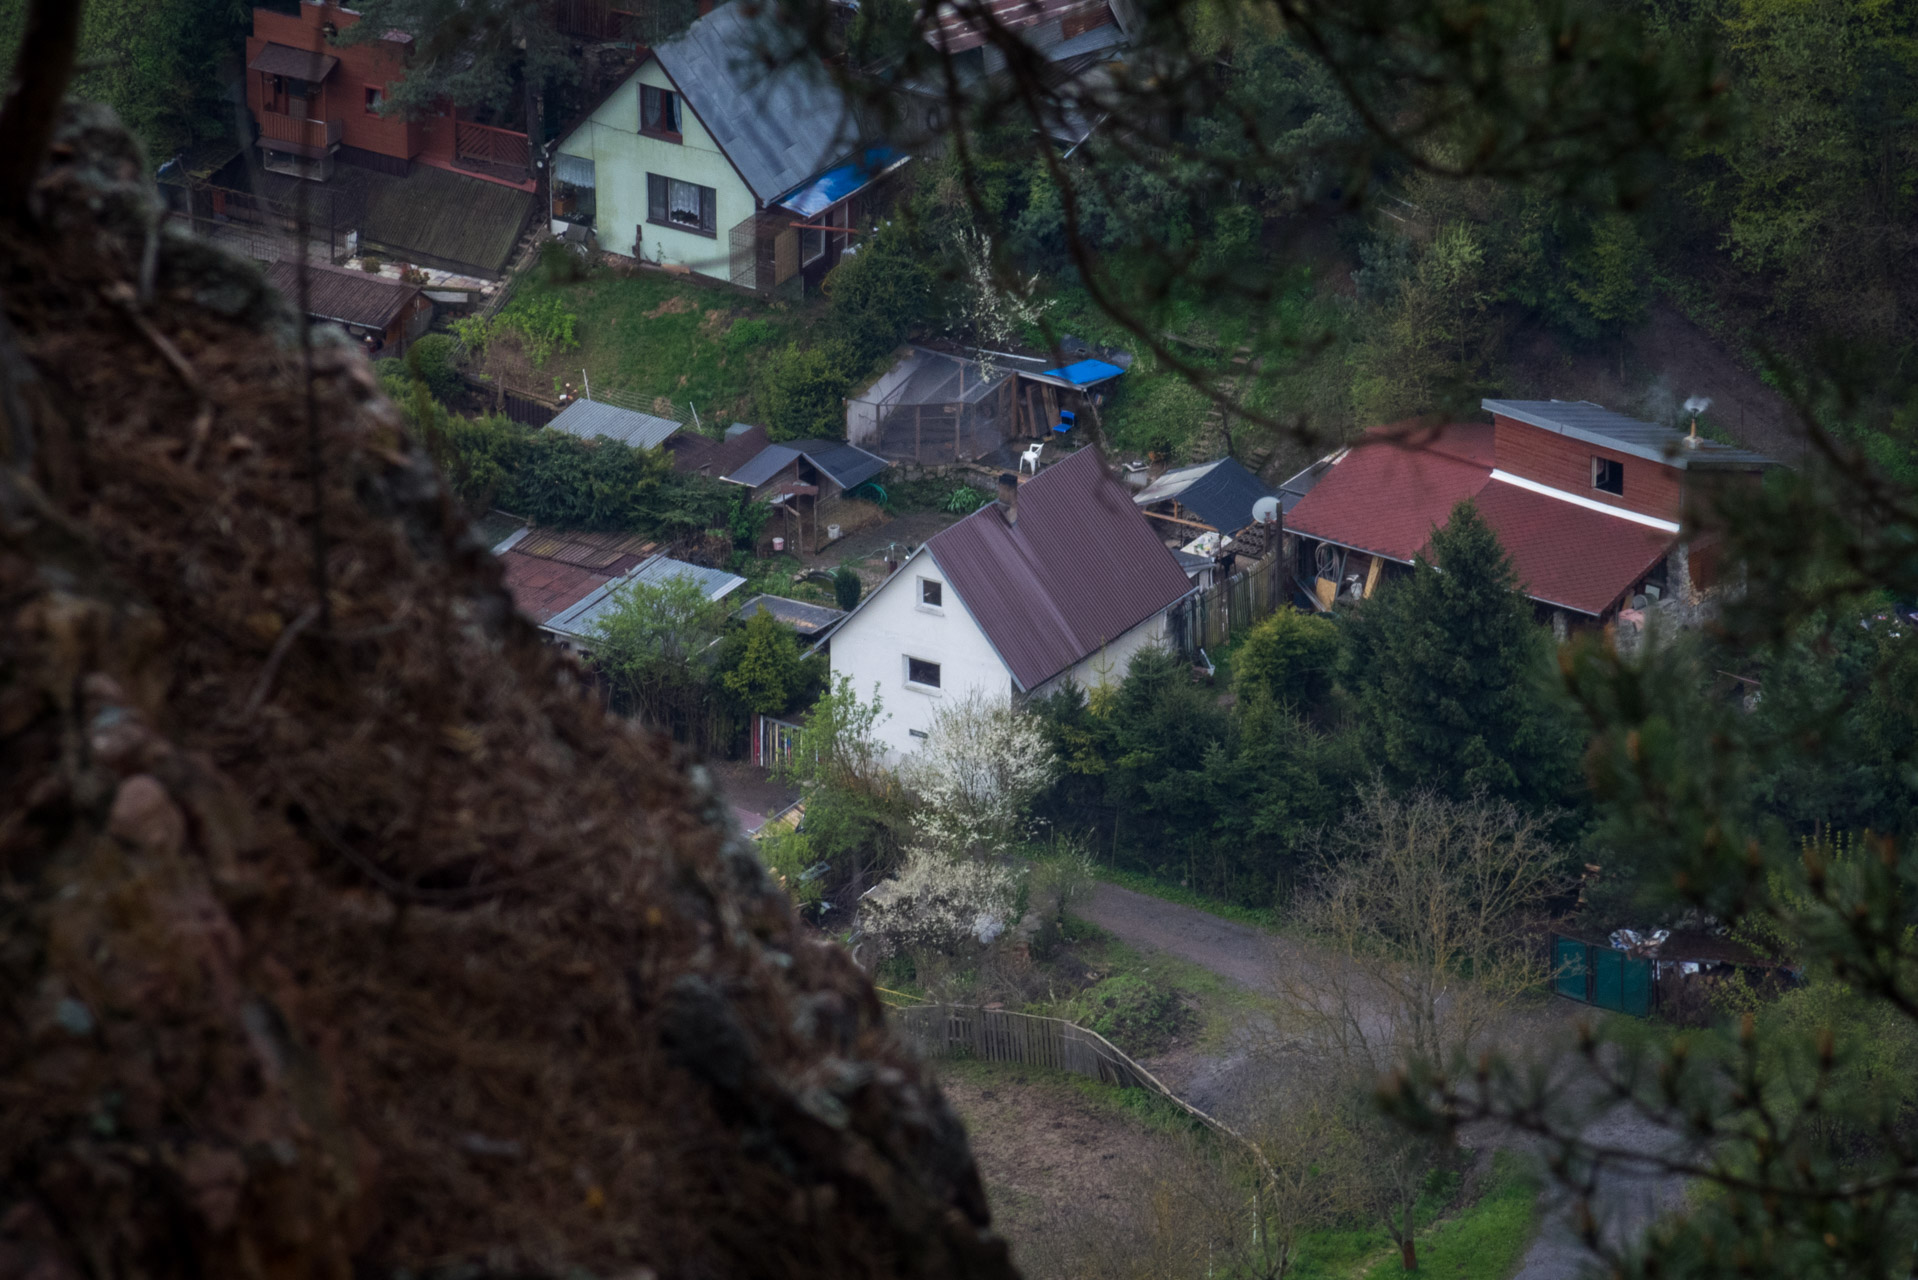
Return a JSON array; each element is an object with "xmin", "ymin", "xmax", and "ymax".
[
  {"xmin": 1164, "ymin": 545, "xmax": 1285, "ymax": 657},
  {"xmin": 891, "ymin": 1003, "xmax": 1277, "ymax": 1186},
  {"xmin": 893, "ymin": 1004, "xmax": 1161, "ymax": 1091}
]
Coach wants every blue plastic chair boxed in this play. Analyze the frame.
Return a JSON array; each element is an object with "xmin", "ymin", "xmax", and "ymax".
[{"xmin": 1053, "ymin": 409, "xmax": 1077, "ymax": 435}]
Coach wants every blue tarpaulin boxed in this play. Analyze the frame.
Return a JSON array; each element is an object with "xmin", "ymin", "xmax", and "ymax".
[
  {"xmin": 776, "ymin": 146, "xmax": 906, "ymax": 218},
  {"xmin": 1039, "ymin": 358, "xmax": 1126, "ymax": 387}
]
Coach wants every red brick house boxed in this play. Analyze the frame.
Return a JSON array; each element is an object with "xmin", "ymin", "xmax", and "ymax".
[
  {"xmin": 1282, "ymin": 399, "xmax": 1775, "ymax": 630},
  {"xmin": 244, "ymin": 1, "xmax": 533, "ymax": 188}
]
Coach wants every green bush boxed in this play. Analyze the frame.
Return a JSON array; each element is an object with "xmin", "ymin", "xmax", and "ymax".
[
  {"xmin": 824, "ymin": 220, "xmax": 935, "ymax": 364},
  {"xmin": 944, "ymin": 485, "xmax": 988, "ymax": 514},
  {"xmin": 760, "ymin": 339, "xmax": 860, "ymax": 440},
  {"xmin": 1234, "ymin": 606, "xmax": 1342, "ymax": 712},
  {"xmin": 1070, "ymin": 972, "xmax": 1188, "ymax": 1056},
  {"xmin": 833, "ymin": 565, "xmax": 862, "ymax": 611},
  {"xmin": 723, "ymin": 317, "xmax": 776, "ymax": 353},
  {"xmin": 405, "ymin": 333, "xmax": 461, "ymax": 401}
]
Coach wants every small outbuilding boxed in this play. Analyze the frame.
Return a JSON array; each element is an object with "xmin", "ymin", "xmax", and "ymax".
[
  {"xmin": 723, "ymin": 438, "xmax": 889, "ymax": 554},
  {"xmin": 1133, "ymin": 456, "xmax": 1279, "ymax": 541},
  {"xmin": 544, "ymin": 398, "xmax": 682, "ymax": 449},
  {"xmin": 264, "ymin": 259, "xmax": 433, "ymax": 356}
]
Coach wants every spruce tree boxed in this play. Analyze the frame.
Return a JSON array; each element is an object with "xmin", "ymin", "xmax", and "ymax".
[{"xmin": 1349, "ymin": 499, "xmax": 1574, "ymax": 807}]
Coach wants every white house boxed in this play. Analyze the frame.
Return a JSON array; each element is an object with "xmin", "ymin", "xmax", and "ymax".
[
  {"xmin": 826, "ymin": 449, "xmax": 1196, "ymax": 756},
  {"xmin": 549, "ymin": 0, "xmax": 907, "ymax": 296}
]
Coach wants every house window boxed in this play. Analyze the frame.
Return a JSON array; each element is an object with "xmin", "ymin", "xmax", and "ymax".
[
  {"xmin": 640, "ymin": 85, "xmax": 682, "ymax": 139},
  {"xmin": 906, "ymin": 657, "xmax": 942, "ymax": 690},
  {"xmin": 553, "ymin": 153, "xmax": 597, "ymax": 224},
  {"xmin": 646, "ymin": 173, "xmax": 716, "ymax": 237},
  {"xmin": 919, "ymin": 578, "xmax": 943, "ymax": 609},
  {"xmin": 909, "ymin": 729, "xmax": 929, "ymax": 741},
  {"xmin": 799, "ymin": 225, "xmax": 826, "ymax": 265},
  {"xmin": 364, "ymin": 85, "xmax": 383, "ymax": 113},
  {"xmin": 1593, "ymin": 456, "xmax": 1625, "ymax": 496}
]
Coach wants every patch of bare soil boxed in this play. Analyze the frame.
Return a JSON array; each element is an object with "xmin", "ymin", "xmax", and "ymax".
[
  {"xmin": 804, "ymin": 509, "xmax": 961, "ymax": 579},
  {"xmin": 938, "ymin": 1062, "xmax": 1187, "ymax": 1259}
]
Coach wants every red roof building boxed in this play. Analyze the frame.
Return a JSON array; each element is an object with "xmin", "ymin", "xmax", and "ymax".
[
  {"xmin": 1283, "ymin": 400, "xmax": 1774, "ymax": 621},
  {"xmin": 244, "ymin": 2, "xmax": 533, "ymax": 188}
]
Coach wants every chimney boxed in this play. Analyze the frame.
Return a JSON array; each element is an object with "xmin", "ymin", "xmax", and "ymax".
[
  {"xmin": 997, "ymin": 472, "xmax": 1019, "ymax": 525},
  {"xmin": 698, "ymin": 0, "xmax": 714, "ymax": 14}
]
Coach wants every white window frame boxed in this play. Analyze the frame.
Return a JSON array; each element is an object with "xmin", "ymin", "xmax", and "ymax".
[
  {"xmin": 917, "ymin": 577, "xmax": 944, "ymax": 612},
  {"xmin": 1592, "ymin": 455, "xmax": 1625, "ymax": 496},
  {"xmin": 904, "ymin": 654, "xmax": 942, "ymax": 693}
]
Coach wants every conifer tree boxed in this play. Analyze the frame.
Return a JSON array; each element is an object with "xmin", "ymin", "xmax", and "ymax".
[{"xmin": 1349, "ymin": 499, "xmax": 1575, "ymax": 807}]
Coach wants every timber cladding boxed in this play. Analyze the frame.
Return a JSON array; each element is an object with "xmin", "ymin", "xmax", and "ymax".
[{"xmin": 1492, "ymin": 415, "xmax": 1684, "ymax": 522}]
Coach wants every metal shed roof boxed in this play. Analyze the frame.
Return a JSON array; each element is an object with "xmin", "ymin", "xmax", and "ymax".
[
  {"xmin": 654, "ymin": 0, "xmax": 866, "ymax": 203},
  {"xmin": 544, "ymin": 553, "xmax": 747, "ymax": 640},
  {"xmin": 1481, "ymin": 399, "xmax": 1775, "ymax": 470},
  {"xmin": 546, "ymin": 399, "xmax": 681, "ymax": 450},
  {"xmin": 733, "ymin": 594, "xmax": 846, "ymax": 636},
  {"xmin": 723, "ymin": 439, "xmax": 888, "ymax": 491},
  {"xmin": 1133, "ymin": 456, "xmax": 1278, "ymax": 533}
]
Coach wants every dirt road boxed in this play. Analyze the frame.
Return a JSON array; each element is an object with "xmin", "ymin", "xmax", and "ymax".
[{"xmin": 1075, "ymin": 878, "xmax": 1687, "ymax": 1280}]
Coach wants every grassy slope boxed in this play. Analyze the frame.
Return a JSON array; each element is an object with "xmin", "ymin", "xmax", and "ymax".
[{"xmin": 506, "ymin": 266, "xmax": 817, "ymax": 424}]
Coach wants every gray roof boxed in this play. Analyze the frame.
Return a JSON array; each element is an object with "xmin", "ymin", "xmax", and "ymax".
[
  {"xmin": 1133, "ymin": 456, "xmax": 1277, "ymax": 532},
  {"xmin": 547, "ymin": 399, "xmax": 682, "ymax": 450},
  {"xmin": 545, "ymin": 552, "xmax": 746, "ymax": 640},
  {"xmin": 733, "ymin": 593, "xmax": 846, "ymax": 636},
  {"xmin": 723, "ymin": 439, "xmax": 889, "ymax": 491},
  {"xmin": 654, "ymin": 0, "xmax": 864, "ymax": 203},
  {"xmin": 1481, "ymin": 399, "xmax": 1775, "ymax": 471}
]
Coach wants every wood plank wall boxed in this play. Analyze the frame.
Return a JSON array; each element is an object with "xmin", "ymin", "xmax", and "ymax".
[{"xmin": 1491, "ymin": 415, "xmax": 1684, "ymax": 522}]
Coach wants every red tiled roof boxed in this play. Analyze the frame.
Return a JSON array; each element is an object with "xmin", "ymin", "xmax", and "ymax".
[
  {"xmin": 1285, "ymin": 420, "xmax": 1674, "ymax": 616},
  {"xmin": 927, "ymin": 448, "xmax": 1194, "ymax": 690},
  {"xmin": 1285, "ymin": 423, "xmax": 1495, "ymax": 561},
  {"xmin": 1474, "ymin": 481, "xmax": 1673, "ymax": 616},
  {"xmin": 499, "ymin": 552, "xmax": 611, "ymax": 624}
]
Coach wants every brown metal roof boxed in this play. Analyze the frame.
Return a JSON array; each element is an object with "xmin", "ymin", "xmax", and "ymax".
[
  {"xmin": 263, "ymin": 260, "xmax": 422, "ymax": 331},
  {"xmin": 511, "ymin": 528, "xmax": 657, "ymax": 571},
  {"xmin": 248, "ymin": 42, "xmax": 340, "ymax": 83},
  {"xmin": 925, "ymin": 447, "xmax": 1193, "ymax": 690}
]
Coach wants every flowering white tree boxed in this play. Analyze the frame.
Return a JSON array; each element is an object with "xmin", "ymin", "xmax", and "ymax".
[
  {"xmin": 903, "ymin": 692, "xmax": 1059, "ymax": 858},
  {"xmin": 858, "ymin": 848, "xmax": 1020, "ymax": 961},
  {"xmin": 948, "ymin": 228, "xmax": 1050, "ymax": 382}
]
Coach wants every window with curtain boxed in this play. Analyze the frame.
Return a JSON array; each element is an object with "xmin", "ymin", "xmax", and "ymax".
[
  {"xmin": 640, "ymin": 85, "xmax": 681, "ymax": 139},
  {"xmin": 646, "ymin": 173, "xmax": 716, "ymax": 237},
  {"xmin": 553, "ymin": 154, "xmax": 596, "ymax": 224}
]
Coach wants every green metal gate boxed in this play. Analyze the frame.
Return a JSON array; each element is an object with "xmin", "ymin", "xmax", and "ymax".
[{"xmin": 1550, "ymin": 934, "xmax": 1653, "ymax": 1017}]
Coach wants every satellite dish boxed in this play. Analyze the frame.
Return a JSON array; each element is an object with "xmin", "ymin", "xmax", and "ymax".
[{"xmin": 1252, "ymin": 496, "xmax": 1281, "ymax": 525}]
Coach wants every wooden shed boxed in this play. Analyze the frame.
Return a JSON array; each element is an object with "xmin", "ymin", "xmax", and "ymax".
[{"xmin": 263, "ymin": 259, "xmax": 434, "ymax": 356}]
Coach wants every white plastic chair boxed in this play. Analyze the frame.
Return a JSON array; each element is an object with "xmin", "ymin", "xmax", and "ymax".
[{"xmin": 1019, "ymin": 441, "xmax": 1045, "ymax": 474}]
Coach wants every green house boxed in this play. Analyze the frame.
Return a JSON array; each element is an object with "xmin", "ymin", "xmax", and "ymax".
[{"xmin": 550, "ymin": 0, "xmax": 907, "ymax": 297}]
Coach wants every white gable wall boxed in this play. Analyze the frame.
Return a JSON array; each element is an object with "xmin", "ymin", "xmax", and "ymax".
[
  {"xmin": 1029, "ymin": 608, "xmax": 1173, "ymax": 701},
  {"xmin": 827, "ymin": 549, "xmax": 1014, "ymax": 757},
  {"xmin": 553, "ymin": 61, "xmax": 758, "ymax": 280}
]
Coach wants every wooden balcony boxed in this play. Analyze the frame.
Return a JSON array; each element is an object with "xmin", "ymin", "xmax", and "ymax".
[
  {"xmin": 453, "ymin": 119, "xmax": 532, "ymax": 184},
  {"xmin": 257, "ymin": 109, "xmax": 344, "ymax": 158}
]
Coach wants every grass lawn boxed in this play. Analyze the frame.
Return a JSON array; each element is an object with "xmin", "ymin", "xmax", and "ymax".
[
  {"xmin": 1283, "ymin": 1151, "xmax": 1540, "ymax": 1280},
  {"xmin": 505, "ymin": 263, "xmax": 819, "ymax": 425}
]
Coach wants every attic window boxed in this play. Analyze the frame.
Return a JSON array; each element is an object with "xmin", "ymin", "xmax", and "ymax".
[
  {"xmin": 1592, "ymin": 456, "xmax": 1624, "ymax": 496},
  {"xmin": 641, "ymin": 85, "xmax": 682, "ymax": 140},
  {"xmin": 919, "ymin": 578, "xmax": 943, "ymax": 609}
]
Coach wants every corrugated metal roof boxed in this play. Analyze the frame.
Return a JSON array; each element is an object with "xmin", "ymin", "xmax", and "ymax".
[
  {"xmin": 654, "ymin": 0, "xmax": 865, "ymax": 203},
  {"xmin": 512, "ymin": 528, "xmax": 658, "ymax": 571},
  {"xmin": 924, "ymin": 447, "xmax": 1193, "ymax": 690},
  {"xmin": 547, "ymin": 399, "xmax": 681, "ymax": 449},
  {"xmin": 499, "ymin": 551, "xmax": 613, "ymax": 624},
  {"xmin": 775, "ymin": 146, "xmax": 906, "ymax": 217},
  {"xmin": 667, "ymin": 422, "xmax": 771, "ymax": 477},
  {"xmin": 358, "ymin": 165, "xmax": 534, "ymax": 279},
  {"xmin": 733, "ymin": 594, "xmax": 846, "ymax": 635},
  {"xmin": 545, "ymin": 553, "xmax": 747, "ymax": 640},
  {"xmin": 248, "ymin": 43, "xmax": 339, "ymax": 82},
  {"xmin": 1481, "ymin": 399, "xmax": 1775, "ymax": 470},
  {"xmin": 263, "ymin": 260, "xmax": 421, "ymax": 330},
  {"xmin": 1134, "ymin": 456, "xmax": 1277, "ymax": 533}
]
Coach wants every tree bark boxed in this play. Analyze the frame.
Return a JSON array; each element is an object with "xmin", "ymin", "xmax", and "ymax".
[{"xmin": 0, "ymin": 0, "xmax": 84, "ymax": 219}]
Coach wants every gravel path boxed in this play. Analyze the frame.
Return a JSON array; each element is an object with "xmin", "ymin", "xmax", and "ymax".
[{"xmin": 1076, "ymin": 878, "xmax": 1686, "ymax": 1280}]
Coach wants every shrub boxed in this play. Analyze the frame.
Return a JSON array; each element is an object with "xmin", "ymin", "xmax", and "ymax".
[
  {"xmin": 943, "ymin": 485, "xmax": 988, "ymax": 514},
  {"xmin": 833, "ymin": 565, "xmax": 862, "ymax": 611},
  {"xmin": 538, "ymin": 237, "xmax": 587, "ymax": 284},
  {"xmin": 1071, "ymin": 973, "xmax": 1188, "ymax": 1055},
  {"xmin": 405, "ymin": 333, "xmax": 461, "ymax": 401},
  {"xmin": 723, "ymin": 317, "xmax": 775, "ymax": 353},
  {"xmin": 824, "ymin": 220, "xmax": 934, "ymax": 364},
  {"xmin": 1234, "ymin": 606, "xmax": 1341, "ymax": 712},
  {"xmin": 759, "ymin": 339, "xmax": 859, "ymax": 440}
]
